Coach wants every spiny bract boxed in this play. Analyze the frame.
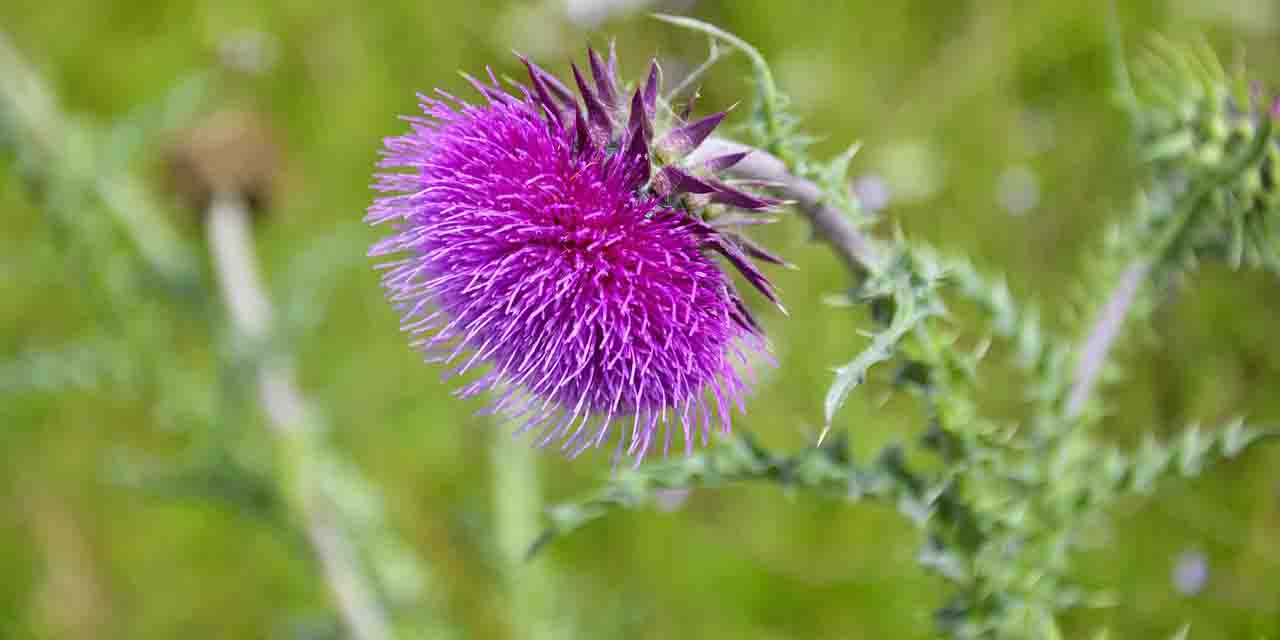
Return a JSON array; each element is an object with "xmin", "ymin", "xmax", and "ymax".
[{"xmin": 367, "ymin": 46, "xmax": 784, "ymax": 463}]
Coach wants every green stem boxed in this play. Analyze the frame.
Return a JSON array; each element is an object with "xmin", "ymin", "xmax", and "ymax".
[
  {"xmin": 653, "ymin": 14, "xmax": 786, "ymax": 159},
  {"xmin": 0, "ymin": 30, "xmax": 200, "ymax": 291},
  {"xmin": 491, "ymin": 427, "xmax": 561, "ymax": 639},
  {"xmin": 1067, "ymin": 116, "xmax": 1273, "ymax": 419},
  {"xmin": 208, "ymin": 193, "xmax": 395, "ymax": 640}
]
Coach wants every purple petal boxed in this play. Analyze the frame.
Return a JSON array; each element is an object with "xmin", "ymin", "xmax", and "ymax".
[
  {"xmin": 512, "ymin": 63, "xmax": 563, "ymax": 128},
  {"xmin": 726, "ymin": 232, "xmax": 792, "ymax": 268},
  {"xmin": 655, "ymin": 166, "xmax": 717, "ymax": 198},
  {"xmin": 588, "ymin": 47, "xmax": 618, "ymax": 109},
  {"xmin": 707, "ymin": 236, "xmax": 783, "ymax": 310},
  {"xmin": 622, "ymin": 115, "xmax": 650, "ymax": 185},
  {"xmin": 704, "ymin": 151, "xmax": 751, "ymax": 173},
  {"xmin": 658, "ymin": 111, "xmax": 726, "ymax": 157},
  {"xmin": 516, "ymin": 53, "xmax": 575, "ymax": 110},
  {"xmin": 709, "ymin": 181, "xmax": 776, "ymax": 210},
  {"xmin": 460, "ymin": 70, "xmax": 509, "ymax": 106},
  {"xmin": 730, "ymin": 295, "xmax": 763, "ymax": 333},
  {"xmin": 572, "ymin": 62, "xmax": 613, "ymax": 143},
  {"xmin": 643, "ymin": 60, "xmax": 661, "ymax": 120},
  {"xmin": 572, "ymin": 105, "xmax": 590, "ymax": 154},
  {"xmin": 626, "ymin": 89, "xmax": 652, "ymax": 148}
]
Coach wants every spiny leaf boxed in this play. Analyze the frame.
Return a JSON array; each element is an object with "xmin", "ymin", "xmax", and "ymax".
[
  {"xmin": 916, "ymin": 246, "xmax": 1061, "ymax": 373},
  {"xmin": 534, "ymin": 432, "xmax": 918, "ymax": 556},
  {"xmin": 0, "ymin": 337, "xmax": 129, "ymax": 395},
  {"xmin": 107, "ymin": 447, "xmax": 281, "ymax": 520},
  {"xmin": 1118, "ymin": 419, "xmax": 1277, "ymax": 495},
  {"xmin": 824, "ymin": 273, "xmax": 930, "ymax": 426}
]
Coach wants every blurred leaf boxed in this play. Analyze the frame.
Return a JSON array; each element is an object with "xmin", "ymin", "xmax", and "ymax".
[
  {"xmin": 0, "ymin": 337, "xmax": 130, "ymax": 396},
  {"xmin": 107, "ymin": 447, "xmax": 282, "ymax": 522}
]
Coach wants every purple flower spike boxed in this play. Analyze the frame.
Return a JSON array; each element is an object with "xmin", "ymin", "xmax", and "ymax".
[
  {"xmin": 643, "ymin": 60, "xmax": 662, "ymax": 120},
  {"xmin": 571, "ymin": 62, "xmax": 613, "ymax": 143},
  {"xmin": 653, "ymin": 165, "xmax": 717, "ymax": 198},
  {"xmin": 368, "ymin": 47, "xmax": 783, "ymax": 463},
  {"xmin": 659, "ymin": 111, "xmax": 728, "ymax": 157},
  {"xmin": 587, "ymin": 47, "xmax": 618, "ymax": 109},
  {"xmin": 703, "ymin": 150, "xmax": 751, "ymax": 173},
  {"xmin": 515, "ymin": 53, "xmax": 575, "ymax": 113}
]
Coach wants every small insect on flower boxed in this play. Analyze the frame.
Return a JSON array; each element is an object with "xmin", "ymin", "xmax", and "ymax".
[{"xmin": 367, "ymin": 45, "xmax": 785, "ymax": 463}]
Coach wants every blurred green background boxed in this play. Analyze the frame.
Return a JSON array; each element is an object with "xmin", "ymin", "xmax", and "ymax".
[{"xmin": 2, "ymin": 0, "xmax": 1279, "ymax": 638}]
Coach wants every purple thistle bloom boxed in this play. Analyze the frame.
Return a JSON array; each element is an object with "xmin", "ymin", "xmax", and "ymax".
[{"xmin": 367, "ymin": 47, "xmax": 782, "ymax": 463}]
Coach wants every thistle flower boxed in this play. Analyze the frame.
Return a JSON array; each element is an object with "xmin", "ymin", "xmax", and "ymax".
[{"xmin": 367, "ymin": 46, "xmax": 784, "ymax": 462}]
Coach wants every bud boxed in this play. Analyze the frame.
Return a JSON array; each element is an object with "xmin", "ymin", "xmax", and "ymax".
[{"xmin": 166, "ymin": 110, "xmax": 279, "ymax": 219}]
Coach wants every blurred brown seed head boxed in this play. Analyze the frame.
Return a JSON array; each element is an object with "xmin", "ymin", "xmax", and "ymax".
[{"xmin": 166, "ymin": 110, "xmax": 279, "ymax": 219}]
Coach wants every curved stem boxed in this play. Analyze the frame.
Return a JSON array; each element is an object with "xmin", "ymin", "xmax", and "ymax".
[
  {"xmin": 207, "ymin": 193, "xmax": 393, "ymax": 640},
  {"xmin": 1065, "ymin": 116, "xmax": 1271, "ymax": 419},
  {"xmin": 693, "ymin": 138, "xmax": 882, "ymax": 277}
]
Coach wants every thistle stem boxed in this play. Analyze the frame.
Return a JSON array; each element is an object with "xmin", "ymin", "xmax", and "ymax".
[
  {"xmin": 1064, "ymin": 115, "xmax": 1270, "ymax": 420},
  {"xmin": 206, "ymin": 192, "xmax": 394, "ymax": 640},
  {"xmin": 1065, "ymin": 259, "xmax": 1150, "ymax": 419},
  {"xmin": 699, "ymin": 135, "xmax": 1152, "ymax": 422},
  {"xmin": 695, "ymin": 137, "xmax": 882, "ymax": 277},
  {"xmin": 4, "ymin": 28, "xmax": 401, "ymax": 639},
  {"xmin": 490, "ymin": 427, "xmax": 558, "ymax": 639}
]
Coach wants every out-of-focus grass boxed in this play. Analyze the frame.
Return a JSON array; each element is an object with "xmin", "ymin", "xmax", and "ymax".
[{"xmin": 2, "ymin": 1, "xmax": 1279, "ymax": 638}]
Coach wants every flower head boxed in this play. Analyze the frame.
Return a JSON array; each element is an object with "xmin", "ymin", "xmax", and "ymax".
[{"xmin": 367, "ymin": 46, "xmax": 783, "ymax": 462}]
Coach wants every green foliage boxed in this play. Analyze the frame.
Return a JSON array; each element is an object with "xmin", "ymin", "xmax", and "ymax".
[
  {"xmin": 822, "ymin": 246, "xmax": 943, "ymax": 428},
  {"xmin": 545, "ymin": 22, "xmax": 1280, "ymax": 639},
  {"xmin": 653, "ymin": 13, "xmax": 792, "ymax": 161},
  {"xmin": 0, "ymin": 33, "xmax": 452, "ymax": 640},
  {"xmin": 4, "ymin": 5, "xmax": 1280, "ymax": 640}
]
